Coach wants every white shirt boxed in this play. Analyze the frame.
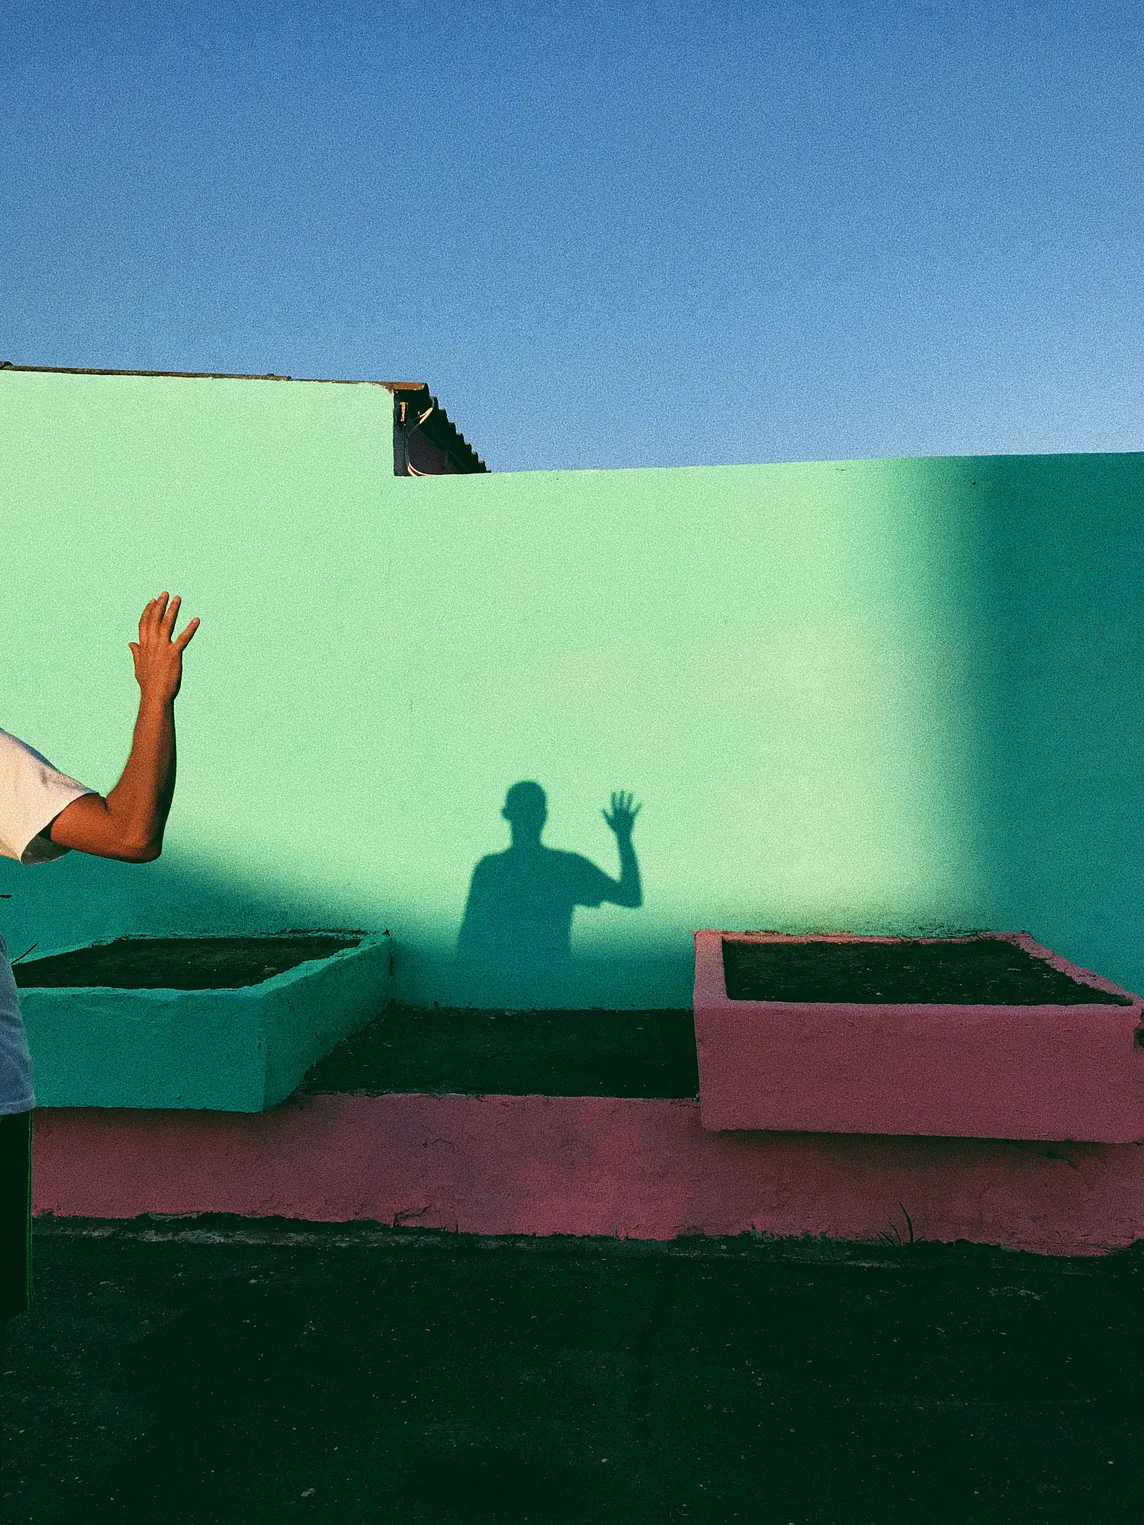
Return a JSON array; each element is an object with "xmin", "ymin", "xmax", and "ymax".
[{"xmin": 0, "ymin": 728, "xmax": 94, "ymax": 1113}]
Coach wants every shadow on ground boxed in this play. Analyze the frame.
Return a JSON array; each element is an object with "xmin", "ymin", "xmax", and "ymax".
[{"xmin": 3, "ymin": 1219, "xmax": 1144, "ymax": 1523}]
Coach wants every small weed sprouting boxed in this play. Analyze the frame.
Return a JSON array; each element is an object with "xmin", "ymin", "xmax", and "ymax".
[{"xmin": 874, "ymin": 1203, "xmax": 917, "ymax": 1248}]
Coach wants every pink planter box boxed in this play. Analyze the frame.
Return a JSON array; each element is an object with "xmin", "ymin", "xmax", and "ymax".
[{"xmin": 693, "ymin": 931, "xmax": 1144, "ymax": 1142}]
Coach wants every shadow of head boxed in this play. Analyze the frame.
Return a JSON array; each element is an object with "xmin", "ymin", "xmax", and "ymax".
[{"xmin": 502, "ymin": 780, "xmax": 547, "ymax": 845}]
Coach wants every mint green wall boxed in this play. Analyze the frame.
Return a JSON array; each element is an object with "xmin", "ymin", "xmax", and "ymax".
[{"xmin": 2, "ymin": 369, "xmax": 1143, "ymax": 1007}]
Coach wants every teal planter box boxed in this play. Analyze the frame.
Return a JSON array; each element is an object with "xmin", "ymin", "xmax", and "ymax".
[{"xmin": 17, "ymin": 934, "xmax": 391, "ymax": 1112}]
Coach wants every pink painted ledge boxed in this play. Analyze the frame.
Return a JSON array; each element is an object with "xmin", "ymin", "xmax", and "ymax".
[
  {"xmin": 31, "ymin": 1093, "xmax": 1144, "ymax": 1257},
  {"xmin": 694, "ymin": 931, "xmax": 1144, "ymax": 1142}
]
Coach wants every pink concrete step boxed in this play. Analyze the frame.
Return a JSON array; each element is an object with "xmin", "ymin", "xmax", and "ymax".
[{"xmin": 31, "ymin": 1094, "xmax": 1144, "ymax": 1255}]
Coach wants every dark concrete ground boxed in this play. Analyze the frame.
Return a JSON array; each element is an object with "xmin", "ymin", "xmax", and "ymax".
[{"xmin": 3, "ymin": 1218, "xmax": 1144, "ymax": 1524}]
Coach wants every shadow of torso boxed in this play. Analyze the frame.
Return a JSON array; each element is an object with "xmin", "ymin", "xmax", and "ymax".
[{"xmin": 456, "ymin": 845, "xmax": 615, "ymax": 1006}]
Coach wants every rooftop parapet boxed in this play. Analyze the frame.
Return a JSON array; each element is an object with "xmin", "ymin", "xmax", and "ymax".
[{"xmin": 0, "ymin": 362, "xmax": 487, "ymax": 475}]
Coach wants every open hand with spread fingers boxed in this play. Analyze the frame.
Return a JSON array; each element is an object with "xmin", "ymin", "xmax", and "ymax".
[
  {"xmin": 129, "ymin": 593, "xmax": 200, "ymax": 704},
  {"xmin": 603, "ymin": 791, "xmax": 641, "ymax": 839}
]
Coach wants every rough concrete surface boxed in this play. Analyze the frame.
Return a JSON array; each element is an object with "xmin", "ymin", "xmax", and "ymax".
[
  {"xmin": 3, "ymin": 1218, "xmax": 1144, "ymax": 1523},
  {"xmin": 34, "ymin": 1093, "xmax": 1144, "ymax": 1252}
]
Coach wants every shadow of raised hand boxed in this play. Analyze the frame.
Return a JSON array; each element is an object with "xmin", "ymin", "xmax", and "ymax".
[{"xmin": 602, "ymin": 791, "xmax": 641, "ymax": 839}]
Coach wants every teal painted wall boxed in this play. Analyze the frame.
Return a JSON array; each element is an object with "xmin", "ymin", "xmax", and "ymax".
[{"xmin": 2, "ymin": 370, "xmax": 1143, "ymax": 1008}]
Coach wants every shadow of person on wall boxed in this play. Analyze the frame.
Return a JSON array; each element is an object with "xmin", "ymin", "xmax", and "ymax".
[{"xmin": 456, "ymin": 782, "xmax": 642, "ymax": 1007}]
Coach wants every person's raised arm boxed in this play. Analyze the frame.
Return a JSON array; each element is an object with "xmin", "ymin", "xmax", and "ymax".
[
  {"xmin": 601, "ymin": 791, "xmax": 642, "ymax": 908},
  {"xmin": 48, "ymin": 593, "xmax": 199, "ymax": 863}
]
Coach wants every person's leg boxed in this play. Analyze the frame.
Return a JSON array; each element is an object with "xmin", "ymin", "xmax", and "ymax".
[
  {"xmin": 0, "ymin": 1111, "xmax": 32, "ymax": 1316},
  {"xmin": 0, "ymin": 1316, "xmax": 8, "ymax": 1472},
  {"xmin": 0, "ymin": 1111, "xmax": 32, "ymax": 1473}
]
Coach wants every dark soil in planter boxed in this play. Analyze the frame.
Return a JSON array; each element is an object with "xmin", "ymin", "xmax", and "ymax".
[
  {"xmin": 722, "ymin": 934, "xmax": 1134, "ymax": 1005},
  {"xmin": 12, "ymin": 935, "xmax": 361, "ymax": 991},
  {"xmin": 302, "ymin": 1006, "xmax": 699, "ymax": 1098}
]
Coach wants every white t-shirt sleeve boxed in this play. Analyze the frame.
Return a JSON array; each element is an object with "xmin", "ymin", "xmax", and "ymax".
[{"xmin": 0, "ymin": 728, "xmax": 97, "ymax": 865}]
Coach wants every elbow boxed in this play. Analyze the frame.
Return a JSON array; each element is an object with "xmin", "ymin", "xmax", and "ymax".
[{"xmin": 120, "ymin": 837, "xmax": 162, "ymax": 864}]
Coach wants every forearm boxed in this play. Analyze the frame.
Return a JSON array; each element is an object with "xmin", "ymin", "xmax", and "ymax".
[
  {"xmin": 614, "ymin": 837, "xmax": 642, "ymax": 908},
  {"xmin": 105, "ymin": 693, "xmax": 177, "ymax": 856}
]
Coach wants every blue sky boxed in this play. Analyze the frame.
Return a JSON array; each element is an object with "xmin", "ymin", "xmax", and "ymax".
[{"xmin": 3, "ymin": 1, "xmax": 1142, "ymax": 470}]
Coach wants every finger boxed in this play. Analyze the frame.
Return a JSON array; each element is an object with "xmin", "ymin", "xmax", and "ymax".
[
  {"xmin": 160, "ymin": 595, "xmax": 181, "ymax": 638},
  {"xmin": 142, "ymin": 595, "xmax": 165, "ymax": 639},
  {"xmin": 146, "ymin": 593, "xmax": 173, "ymax": 642},
  {"xmin": 174, "ymin": 616, "xmax": 200, "ymax": 652}
]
